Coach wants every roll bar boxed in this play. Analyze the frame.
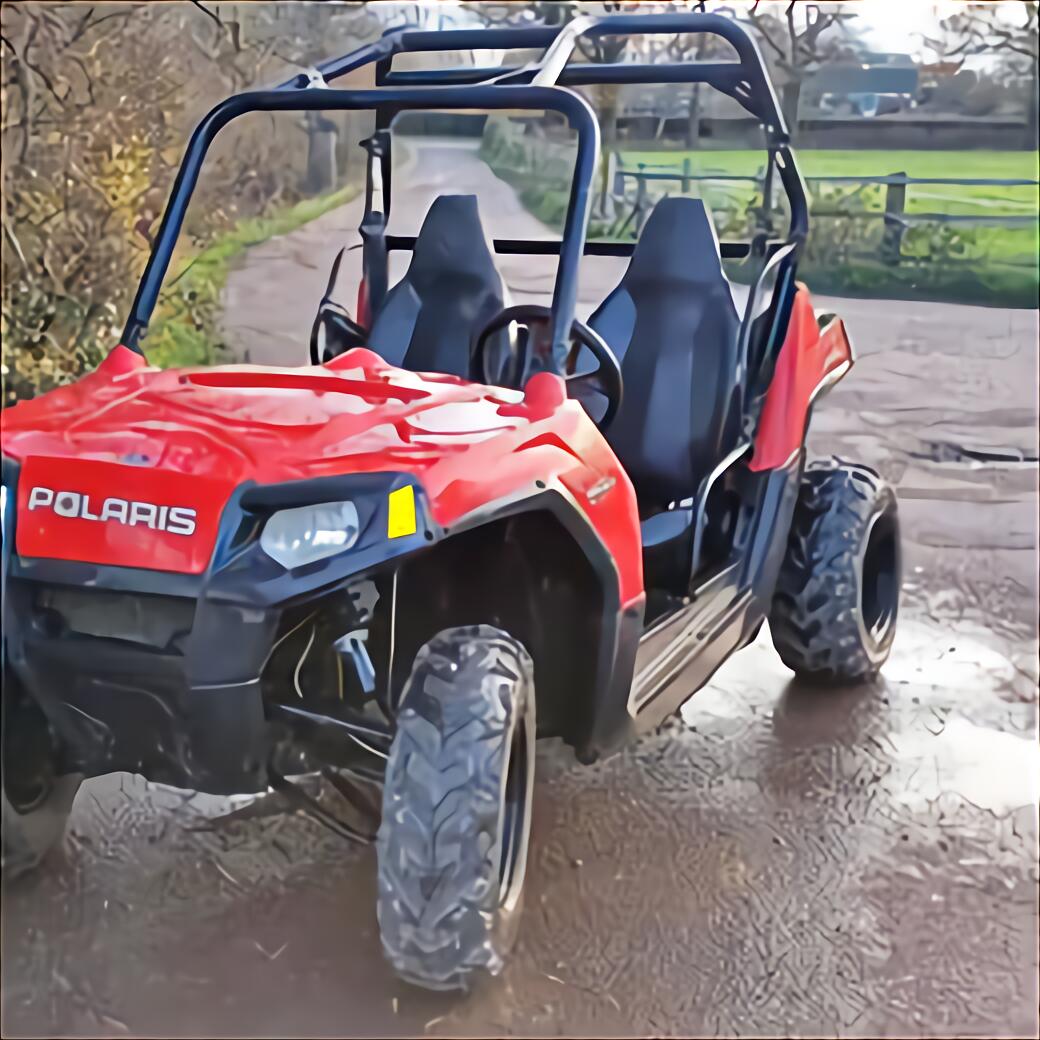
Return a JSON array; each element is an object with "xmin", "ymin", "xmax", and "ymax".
[
  {"xmin": 121, "ymin": 84, "xmax": 599, "ymax": 375},
  {"xmin": 290, "ymin": 14, "xmax": 781, "ymax": 130},
  {"xmin": 122, "ymin": 13, "xmax": 809, "ymax": 378},
  {"xmin": 277, "ymin": 12, "xmax": 808, "ymax": 248}
]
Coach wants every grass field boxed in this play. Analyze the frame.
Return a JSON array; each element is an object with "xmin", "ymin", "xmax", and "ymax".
[
  {"xmin": 481, "ymin": 124, "xmax": 1038, "ymax": 305},
  {"xmin": 621, "ymin": 149, "xmax": 1039, "ymax": 216},
  {"xmin": 616, "ymin": 148, "xmax": 1039, "ymax": 306},
  {"xmin": 620, "ymin": 149, "xmax": 1039, "ymax": 261}
]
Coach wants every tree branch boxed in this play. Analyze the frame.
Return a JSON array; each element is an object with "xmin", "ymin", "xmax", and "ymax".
[
  {"xmin": 189, "ymin": 0, "xmax": 223, "ymax": 29},
  {"xmin": 740, "ymin": 10, "xmax": 789, "ymax": 65}
]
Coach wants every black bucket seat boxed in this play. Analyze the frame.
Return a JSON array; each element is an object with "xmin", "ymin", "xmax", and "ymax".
[
  {"xmin": 588, "ymin": 196, "xmax": 742, "ymax": 512},
  {"xmin": 367, "ymin": 194, "xmax": 508, "ymax": 379}
]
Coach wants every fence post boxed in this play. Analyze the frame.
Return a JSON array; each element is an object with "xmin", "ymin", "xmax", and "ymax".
[
  {"xmin": 682, "ymin": 156, "xmax": 692, "ymax": 193},
  {"xmin": 882, "ymin": 172, "xmax": 907, "ymax": 265},
  {"xmin": 635, "ymin": 172, "xmax": 648, "ymax": 229},
  {"xmin": 612, "ymin": 150, "xmax": 625, "ymax": 196},
  {"xmin": 601, "ymin": 150, "xmax": 618, "ymax": 218}
]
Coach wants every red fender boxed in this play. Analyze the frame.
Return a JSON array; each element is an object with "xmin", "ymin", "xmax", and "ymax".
[{"xmin": 750, "ymin": 284, "xmax": 853, "ymax": 471}]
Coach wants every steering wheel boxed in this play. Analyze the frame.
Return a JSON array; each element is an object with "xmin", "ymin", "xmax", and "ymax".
[
  {"xmin": 309, "ymin": 247, "xmax": 369, "ymax": 365},
  {"xmin": 473, "ymin": 304, "xmax": 623, "ymax": 430},
  {"xmin": 310, "ymin": 300, "xmax": 368, "ymax": 365}
]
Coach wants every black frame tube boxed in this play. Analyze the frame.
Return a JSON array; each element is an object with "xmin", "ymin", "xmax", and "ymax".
[
  {"xmin": 364, "ymin": 14, "xmax": 807, "ymax": 250},
  {"xmin": 281, "ymin": 14, "xmax": 807, "ymax": 242},
  {"xmin": 385, "ymin": 234, "xmax": 772, "ymax": 260},
  {"xmin": 123, "ymin": 13, "xmax": 809, "ymax": 370},
  {"xmin": 121, "ymin": 84, "xmax": 598, "ymax": 374},
  {"xmin": 363, "ymin": 14, "xmax": 774, "ymax": 114}
]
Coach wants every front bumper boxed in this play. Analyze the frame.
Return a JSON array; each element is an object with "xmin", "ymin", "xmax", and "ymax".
[{"xmin": 2, "ymin": 462, "xmax": 435, "ymax": 794}]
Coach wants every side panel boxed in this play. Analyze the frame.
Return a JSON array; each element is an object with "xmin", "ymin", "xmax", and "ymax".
[
  {"xmin": 419, "ymin": 375, "xmax": 644, "ymax": 607},
  {"xmin": 405, "ymin": 478, "xmax": 640, "ymax": 765},
  {"xmin": 749, "ymin": 285, "xmax": 853, "ymax": 471},
  {"xmin": 618, "ymin": 456, "xmax": 803, "ymax": 744}
]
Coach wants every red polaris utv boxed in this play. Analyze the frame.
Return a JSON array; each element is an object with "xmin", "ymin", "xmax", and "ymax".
[{"xmin": 1, "ymin": 14, "xmax": 900, "ymax": 990}]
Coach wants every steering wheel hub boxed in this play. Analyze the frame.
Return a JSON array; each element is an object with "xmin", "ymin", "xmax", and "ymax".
[{"xmin": 474, "ymin": 305, "xmax": 623, "ymax": 430}]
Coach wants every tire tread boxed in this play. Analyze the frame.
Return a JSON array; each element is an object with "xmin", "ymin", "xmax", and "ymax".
[
  {"xmin": 376, "ymin": 625, "xmax": 534, "ymax": 991},
  {"xmin": 768, "ymin": 458, "xmax": 899, "ymax": 683}
]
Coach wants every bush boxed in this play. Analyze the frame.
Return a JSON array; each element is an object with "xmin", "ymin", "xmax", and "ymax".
[
  {"xmin": 1, "ymin": 2, "xmax": 379, "ymax": 405},
  {"xmin": 480, "ymin": 116, "xmax": 581, "ymax": 232},
  {"xmin": 146, "ymin": 186, "xmax": 358, "ymax": 368}
]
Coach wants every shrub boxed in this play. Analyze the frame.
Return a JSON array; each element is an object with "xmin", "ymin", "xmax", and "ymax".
[{"xmin": 1, "ymin": 2, "xmax": 378, "ymax": 405}]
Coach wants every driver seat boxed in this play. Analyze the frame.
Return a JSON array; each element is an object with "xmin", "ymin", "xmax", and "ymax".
[
  {"xmin": 589, "ymin": 196, "xmax": 741, "ymax": 514},
  {"xmin": 367, "ymin": 194, "xmax": 508, "ymax": 379}
]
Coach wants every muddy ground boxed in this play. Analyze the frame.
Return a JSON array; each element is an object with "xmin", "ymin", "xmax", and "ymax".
[{"xmin": 2, "ymin": 140, "xmax": 1037, "ymax": 1039}]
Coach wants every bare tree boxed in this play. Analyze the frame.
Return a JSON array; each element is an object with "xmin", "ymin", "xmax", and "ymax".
[
  {"xmin": 924, "ymin": 1, "xmax": 1038, "ymax": 146},
  {"xmin": 1, "ymin": 1, "xmax": 378, "ymax": 405},
  {"xmin": 648, "ymin": 1, "xmax": 736, "ymax": 147},
  {"xmin": 729, "ymin": 1, "xmax": 859, "ymax": 132},
  {"xmin": 463, "ymin": 0, "xmax": 630, "ymax": 143}
]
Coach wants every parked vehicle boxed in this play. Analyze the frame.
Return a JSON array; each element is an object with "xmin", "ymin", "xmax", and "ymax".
[{"xmin": 1, "ymin": 13, "xmax": 900, "ymax": 991}]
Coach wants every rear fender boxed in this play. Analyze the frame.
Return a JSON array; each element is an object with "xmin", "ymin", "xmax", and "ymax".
[{"xmin": 749, "ymin": 285, "xmax": 854, "ymax": 471}]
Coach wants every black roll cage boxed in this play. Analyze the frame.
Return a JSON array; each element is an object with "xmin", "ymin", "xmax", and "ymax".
[{"xmin": 122, "ymin": 12, "xmax": 809, "ymax": 378}]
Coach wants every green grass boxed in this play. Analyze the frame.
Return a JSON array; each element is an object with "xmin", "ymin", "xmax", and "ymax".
[
  {"xmin": 148, "ymin": 184, "xmax": 359, "ymax": 368},
  {"xmin": 620, "ymin": 148, "xmax": 1039, "ymax": 259},
  {"xmin": 618, "ymin": 148, "xmax": 1039, "ymax": 307},
  {"xmin": 621, "ymin": 149, "xmax": 1039, "ymax": 214},
  {"xmin": 482, "ymin": 124, "xmax": 1039, "ymax": 306}
]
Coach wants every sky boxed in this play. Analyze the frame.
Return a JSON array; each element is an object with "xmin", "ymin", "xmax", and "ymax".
[{"xmin": 857, "ymin": 2, "xmax": 954, "ymax": 54}]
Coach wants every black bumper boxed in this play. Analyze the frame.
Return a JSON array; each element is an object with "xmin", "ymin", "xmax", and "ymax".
[
  {"xmin": 1, "ymin": 464, "xmax": 434, "ymax": 795},
  {"xmin": 5, "ymin": 588, "xmax": 273, "ymax": 793}
]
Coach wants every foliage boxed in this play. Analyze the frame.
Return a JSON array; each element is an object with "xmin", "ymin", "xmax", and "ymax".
[
  {"xmin": 723, "ymin": 193, "xmax": 1037, "ymax": 308},
  {"xmin": 2, "ymin": 5, "xmax": 184, "ymax": 404},
  {"xmin": 147, "ymin": 184, "xmax": 359, "ymax": 369},
  {"xmin": 1, "ymin": 1, "xmax": 378, "ymax": 406},
  {"xmin": 616, "ymin": 146, "xmax": 1038, "ymax": 307},
  {"xmin": 480, "ymin": 116, "xmax": 579, "ymax": 230}
]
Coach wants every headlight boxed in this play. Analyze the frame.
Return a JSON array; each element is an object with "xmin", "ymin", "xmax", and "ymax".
[{"xmin": 260, "ymin": 500, "xmax": 360, "ymax": 570}]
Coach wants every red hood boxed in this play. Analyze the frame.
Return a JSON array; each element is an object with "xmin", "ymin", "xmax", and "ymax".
[
  {"xmin": 1, "ymin": 348, "xmax": 634, "ymax": 585},
  {"xmin": 2, "ymin": 349, "xmax": 531, "ymax": 483}
]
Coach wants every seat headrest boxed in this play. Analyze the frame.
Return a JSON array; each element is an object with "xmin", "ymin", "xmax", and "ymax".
[
  {"xmin": 625, "ymin": 196, "xmax": 726, "ymax": 288},
  {"xmin": 408, "ymin": 194, "xmax": 499, "ymax": 290}
]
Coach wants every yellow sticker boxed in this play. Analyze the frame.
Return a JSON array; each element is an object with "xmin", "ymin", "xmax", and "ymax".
[{"xmin": 387, "ymin": 485, "xmax": 417, "ymax": 539}]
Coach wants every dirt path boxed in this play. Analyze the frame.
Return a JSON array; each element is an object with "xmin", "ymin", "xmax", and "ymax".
[{"xmin": 3, "ymin": 139, "xmax": 1037, "ymax": 1040}]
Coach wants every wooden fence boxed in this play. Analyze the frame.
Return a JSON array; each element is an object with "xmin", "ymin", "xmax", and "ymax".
[{"xmin": 609, "ymin": 154, "xmax": 1039, "ymax": 265}]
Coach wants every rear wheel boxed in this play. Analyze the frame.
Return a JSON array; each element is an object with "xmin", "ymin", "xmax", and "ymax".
[
  {"xmin": 769, "ymin": 459, "xmax": 900, "ymax": 683},
  {"xmin": 2, "ymin": 680, "xmax": 80, "ymax": 878},
  {"xmin": 377, "ymin": 625, "xmax": 535, "ymax": 991}
]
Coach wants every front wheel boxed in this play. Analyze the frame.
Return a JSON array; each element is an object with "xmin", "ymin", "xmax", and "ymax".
[
  {"xmin": 2, "ymin": 682, "xmax": 81, "ymax": 879},
  {"xmin": 377, "ymin": 626, "xmax": 535, "ymax": 991},
  {"xmin": 769, "ymin": 459, "xmax": 901, "ymax": 683}
]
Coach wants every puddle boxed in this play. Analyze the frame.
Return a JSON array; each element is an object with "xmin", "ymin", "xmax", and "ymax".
[
  {"xmin": 888, "ymin": 715, "xmax": 1039, "ymax": 814},
  {"xmin": 681, "ymin": 625, "xmax": 791, "ymax": 725},
  {"xmin": 909, "ymin": 440, "xmax": 1040, "ymax": 465},
  {"xmin": 884, "ymin": 619, "xmax": 1034, "ymax": 700}
]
